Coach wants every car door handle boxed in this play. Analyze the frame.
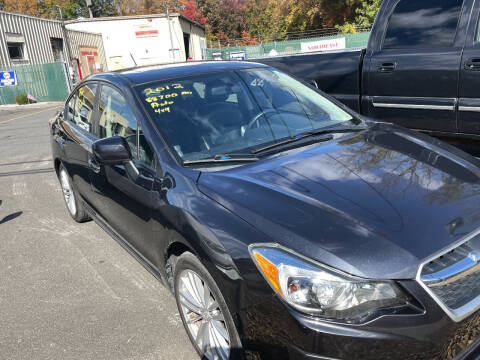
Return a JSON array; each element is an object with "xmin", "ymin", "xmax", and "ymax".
[
  {"xmin": 88, "ymin": 159, "xmax": 101, "ymax": 173},
  {"xmin": 465, "ymin": 58, "xmax": 480, "ymax": 71},
  {"xmin": 378, "ymin": 62, "xmax": 396, "ymax": 72}
]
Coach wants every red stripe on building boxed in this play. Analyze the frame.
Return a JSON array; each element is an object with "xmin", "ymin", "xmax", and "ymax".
[{"xmin": 135, "ymin": 30, "xmax": 159, "ymax": 36}]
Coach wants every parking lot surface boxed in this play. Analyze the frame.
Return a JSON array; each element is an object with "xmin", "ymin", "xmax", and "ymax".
[{"xmin": 0, "ymin": 104, "xmax": 197, "ymax": 359}]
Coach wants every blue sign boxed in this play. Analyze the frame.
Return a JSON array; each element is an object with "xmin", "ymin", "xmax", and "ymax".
[
  {"xmin": 230, "ymin": 51, "xmax": 246, "ymax": 61},
  {"xmin": 0, "ymin": 71, "xmax": 18, "ymax": 87}
]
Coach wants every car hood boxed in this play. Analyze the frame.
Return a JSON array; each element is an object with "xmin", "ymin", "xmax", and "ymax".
[{"xmin": 198, "ymin": 123, "xmax": 480, "ymax": 279}]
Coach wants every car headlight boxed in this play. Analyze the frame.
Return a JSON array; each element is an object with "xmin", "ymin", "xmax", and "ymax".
[{"xmin": 249, "ymin": 244, "xmax": 408, "ymax": 323}]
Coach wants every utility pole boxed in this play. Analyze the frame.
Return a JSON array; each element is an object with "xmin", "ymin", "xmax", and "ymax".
[
  {"xmin": 165, "ymin": 1, "xmax": 176, "ymax": 61},
  {"xmin": 86, "ymin": 0, "xmax": 94, "ymax": 18},
  {"xmin": 56, "ymin": 5, "xmax": 63, "ymax": 20},
  {"xmin": 57, "ymin": 5, "xmax": 74, "ymax": 91}
]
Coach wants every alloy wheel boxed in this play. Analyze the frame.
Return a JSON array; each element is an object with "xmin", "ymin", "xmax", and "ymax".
[
  {"xmin": 178, "ymin": 269, "xmax": 231, "ymax": 360},
  {"xmin": 60, "ymin": 169, "xmax": 77, "ymax": 216}
]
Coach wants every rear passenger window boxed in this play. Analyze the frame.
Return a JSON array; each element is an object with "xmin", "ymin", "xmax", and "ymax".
[
  {"xmin": 383, "ymin": 0, "xmax": 464, "ymax": 49},
  {"xmin": 71, "ymin": 83, "xmax": 97, "ymax": 133},
  {"xmin": 98, "ymin": 85, "xmax": 155, "ymax": 167}
]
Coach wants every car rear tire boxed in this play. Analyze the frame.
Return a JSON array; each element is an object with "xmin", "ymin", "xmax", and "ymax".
[
  {"xmin": 173, "ymin": 252, "xmax": 243, "ymax": 360},
  {"xmin": 58, "ymin": 164, "xmax": 90, "ymax": 223}
]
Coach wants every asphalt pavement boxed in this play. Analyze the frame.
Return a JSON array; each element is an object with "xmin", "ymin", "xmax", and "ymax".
[{"xmin": 0, "ymin": 104, "xmax": 197, "ymax": 360}]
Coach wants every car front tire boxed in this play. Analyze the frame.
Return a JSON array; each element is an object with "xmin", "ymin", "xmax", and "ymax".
[{"xmin": 173, "ymin": 252, "xmax": 243, "ymax": 360}]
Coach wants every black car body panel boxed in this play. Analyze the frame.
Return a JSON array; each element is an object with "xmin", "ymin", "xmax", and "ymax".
[
  {"xmin": 257, "ymin": 0, "xmax": 480, "ymax": 139},
  {"xmin": 198, "ymin": 123, "xmax": 480, "ymax": 280},
  {"xmin": 49, "ymin": 62, "xmax": 480, "ymax": 359}
]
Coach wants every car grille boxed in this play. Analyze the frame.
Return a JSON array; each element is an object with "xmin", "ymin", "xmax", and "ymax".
[
  {"xmin": 413, "ymin": 232, "xmax": 480, "ymax": 359},
  {"xmin": 417, "ymin": 231, "xmax": 480, "ymax": 322},
  {"xmin": 418, "ymin": 231, "xmax": 480, "ymax": 322}
]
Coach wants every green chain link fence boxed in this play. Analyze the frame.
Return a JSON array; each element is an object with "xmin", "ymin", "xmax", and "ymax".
[
  {"xmin": 0, "ymin": 62, "xmax": 70, "ymax": 105},
  {"xmin": 206, "ymin": 31, "xmax": 371, "ymax": 60}
]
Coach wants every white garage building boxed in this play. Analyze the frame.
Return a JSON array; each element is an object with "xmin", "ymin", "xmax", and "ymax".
[{"xmin": 65, "ymin": 14, "xmax": 206, "ymax": 71}]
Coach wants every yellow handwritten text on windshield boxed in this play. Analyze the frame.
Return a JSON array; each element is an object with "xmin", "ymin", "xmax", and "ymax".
[{"xmin": 142, "ymin": 83, "xmax": 194, "ymax": 115}]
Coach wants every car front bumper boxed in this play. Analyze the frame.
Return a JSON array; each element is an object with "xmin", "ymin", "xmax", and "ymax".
[{"xmin": 240, "ymin": 280, "xmax": 480, "ymax": 360}]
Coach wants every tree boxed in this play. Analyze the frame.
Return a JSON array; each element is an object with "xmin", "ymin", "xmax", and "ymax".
[
  {"xmin": 38, "ymin": 0, "xmax": 87, "ymax": 19},
  {"xmin": 3, "ymin": 0, "xmax": 380, "ymax": 42},
  {"xmin": 182, "ymin": 0, "xmax": 206, "ymax": 25},
  {"xmin": 197, "ymin": 0, "xmax": 220, "ymax": 42},
  {"xmin": 244, "ymin": 0, "xmax": 367, "ymax": 41},
  {"xmin": 113, "ymin": 0, "xmax": 142, "ymax": 16},
  {"xmin": 91, "ymin": 0, "xmax": 118, "ymax": 17},
  {"xmin": 3, "ymin": 0, "xmax": 111, "ymax": 19},
  {"xmin": 355, "ymin": 0, "xmax": 382, "ymax": 26},
  {"xmin": 217, "ymin": 0, "xmax": 246, "ymax": 40},
  {"xmin": 244, "ymin": 0, "xmax": 275, "ymax": 41},
  {"xmin": 277, "ymin": 0, "xmax": 362, "ymax": 32},
  {"xmin": 3, "ymin": 0, "xmax": 40, "ymax": 16},
  {"xmin": 239, "ymin": 30, "xmax": 259, "ymax": 45}
]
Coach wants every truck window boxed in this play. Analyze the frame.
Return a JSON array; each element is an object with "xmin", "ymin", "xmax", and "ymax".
[{"xmin": 383, "ymin": 0, "xmax": 464, "ymax": 49}]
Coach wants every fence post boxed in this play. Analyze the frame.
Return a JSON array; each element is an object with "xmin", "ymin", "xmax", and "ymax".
[
  {"xmin": 61, "ymin": 21, "xmax": 74, "ymax": 84},
  {"xmin": 60, "ymin": 53, "xmax": 72, "ymax": 94}
]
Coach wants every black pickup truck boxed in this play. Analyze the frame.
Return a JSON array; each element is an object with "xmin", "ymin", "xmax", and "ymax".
[{"xmin": 259, "ymin": 0, "xmax": 480, "ymax": 142}]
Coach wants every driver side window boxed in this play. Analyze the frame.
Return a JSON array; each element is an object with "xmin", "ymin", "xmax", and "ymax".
[{"xmin": 98, "ymin": 85, "xmax": 155, "ymax": 167}]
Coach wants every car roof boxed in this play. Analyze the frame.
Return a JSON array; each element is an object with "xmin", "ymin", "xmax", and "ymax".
[{"xmin": 87, "ymin": 61, "xmax": 269, "ymax": 86}]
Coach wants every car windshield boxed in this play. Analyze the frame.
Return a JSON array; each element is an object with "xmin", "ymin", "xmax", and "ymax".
[{"xmin": 135, "ymin": 68, "xmax": 353, "ymax": 162}]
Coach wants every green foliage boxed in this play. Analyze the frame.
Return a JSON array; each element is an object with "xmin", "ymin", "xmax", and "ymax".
[
  {"xmin": 355, "ymin": 0, "xmax": 382, "ymax": 26},
  {"xmin": 91, "ymin": 0, "xmax": 118, "ymax": 17},
  {"xmin": 15, "ymin": 93, "xmax": 28, "ymax": 105},
  {"xmin": 202, "ymin": 0, "xmax": 379, "ymax": 44},
  {"xmin": 37, "ymin": 1, "xmax": 88, "ymax": 19},
  {"xmin": 3, "ymin": 0, "xmax": 382, "ymax": 44},
  {"xmin": 336, "ymin": 23, "xmax": 358, "ymax": 34},
  {"xmin": 244, "ymin": 0, "xmax": 270, "ymax": 40},
  {"xmin": 198, "ymin": 0, "xmax": 247, "ymax": 43}
]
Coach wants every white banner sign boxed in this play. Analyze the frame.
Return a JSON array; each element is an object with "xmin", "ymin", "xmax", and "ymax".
[{"xmin": 301, "ymin": 37, "xmax": 346, "ymax": 53}]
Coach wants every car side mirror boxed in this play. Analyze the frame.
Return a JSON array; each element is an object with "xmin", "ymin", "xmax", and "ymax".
[{"xmin": 92, "ymin": 136, "xmax": 132, "ymax": 165}]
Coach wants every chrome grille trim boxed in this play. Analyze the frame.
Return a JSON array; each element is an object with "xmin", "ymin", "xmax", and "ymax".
[{"xmin": 416, "ymin": 227, "xmax": 480, "ymax": 322}]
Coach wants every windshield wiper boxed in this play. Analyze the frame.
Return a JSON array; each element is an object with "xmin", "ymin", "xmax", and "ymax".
[
  {"xmin": 252, "ymin": 125, "xmax": 366, "ymax": 155},
  {"xmin": 183, "ymin": 154, "xmax": 259, "ymax": 166}
]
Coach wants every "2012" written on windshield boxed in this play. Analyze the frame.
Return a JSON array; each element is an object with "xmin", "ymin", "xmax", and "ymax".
[{"xmin": 142, "ymin": 83, "xmax": 193, "ymax": 115}]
